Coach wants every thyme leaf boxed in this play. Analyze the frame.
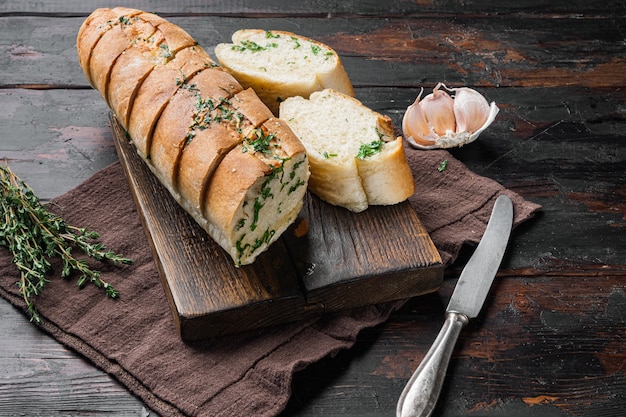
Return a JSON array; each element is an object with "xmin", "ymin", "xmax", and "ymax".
[{"xmin": 0, "ymin": 163, "xmax": 132, "ymax": 324}]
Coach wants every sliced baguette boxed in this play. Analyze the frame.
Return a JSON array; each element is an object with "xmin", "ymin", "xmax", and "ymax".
[
  {"xmin": 77, "ymin": 8, "xmax": 309, "ymax": 266},
  {"xmin": 214, "ymin": 29, "xmax": 354, "ymax": 115},
  {"xmin": 279, "ymin": 89, "xmax": 414, "ymax": 212}
]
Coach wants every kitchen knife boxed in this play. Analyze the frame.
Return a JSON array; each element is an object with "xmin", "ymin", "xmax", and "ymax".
[{"xmin": 396, "ymin": 194, "xmax": 514, "ymax": 417}]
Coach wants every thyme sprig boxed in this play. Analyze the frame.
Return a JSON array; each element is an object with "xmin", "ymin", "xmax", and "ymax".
[{"xmin": 0, "ymin": 163, "xmax": 132, "ymax": 324}]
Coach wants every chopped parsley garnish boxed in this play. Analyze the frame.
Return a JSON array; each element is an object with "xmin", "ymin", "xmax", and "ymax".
[
  {"xmin": 118, "ymin": 15, "xmax": 132, "ymax": 26},
  {"xmin": 232, "ymin": 40, "xmax": 278, "ymax": 52},
  {"xmin": 242, "ymin": 129, "xmax": 277, "ymax": 154},
  {"xmin": 356, "ymin": 140, "xmax": 384, "ymax": 159},
  {"xmin": 265, "ymin": 31, "xmax": 280, "ymax": 39},
  {"xmin": 159, "ymin": 43, "xmax": 171, "ymax": 59}
]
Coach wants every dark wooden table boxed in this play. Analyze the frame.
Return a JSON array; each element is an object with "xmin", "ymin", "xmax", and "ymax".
[{"xmin": 1, "ymin": 1, "xmax": 625, "ymax": 416}]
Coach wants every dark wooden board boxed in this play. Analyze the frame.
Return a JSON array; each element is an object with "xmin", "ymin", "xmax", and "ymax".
[{"xmin": 110, "ymin": 115, "xmax": 443, "ymax": 340}]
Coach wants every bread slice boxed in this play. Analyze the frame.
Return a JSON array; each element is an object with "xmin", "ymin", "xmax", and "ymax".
[
  {"xmin": 214, "ymin": 29, "xmax": 354, "ymax": 115},
  {"xmin": 107, "ymin": 18, "xmax": 200, "ymax": 128},
  {"xmin": 177, "ymin": 88, "xmax": 273, "ymax": 213},
  {"xmin": 279, "ymin": 89, "xmax": 414, "ymax": 212},
  {"xmin": 89, "ymin": 13, "xmax": 158, "ymax": 104},
  {"xmin": 204, "ymin": 119, "xmax": 309, "ymax": 265}
]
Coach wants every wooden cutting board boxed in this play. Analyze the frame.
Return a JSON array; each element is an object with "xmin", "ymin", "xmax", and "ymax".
[{"xmin": 110, "ymin": 115, "xmax": 443, "ymax": 340}]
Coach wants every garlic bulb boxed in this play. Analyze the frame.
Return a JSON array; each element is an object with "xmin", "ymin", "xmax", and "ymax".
[{"xmin": 402, "ymin": 83, "xmax": 499, "ymax": 150}]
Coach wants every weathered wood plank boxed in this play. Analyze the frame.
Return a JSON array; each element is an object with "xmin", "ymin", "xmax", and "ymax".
[
  {"xmin": 0, "ymin": 88, "xmax": 114, "ymax": 199},
  {"xmin": 283, "ymin": 272, "xmax": 626, "ymax": 416},
  {"xmin": 1, "ymin": 15, "xmax": 624, "ymax": 88},
  {"xmin": 0, "ymin": 300, "xmax": 154, "ymax": 417},
  {"xmin": 0, "ymin": 0, "xmax": 623, "ymax": 16}
]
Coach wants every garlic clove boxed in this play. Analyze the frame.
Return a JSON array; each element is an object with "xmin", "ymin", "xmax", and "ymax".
[
  {"xmin": 402, "ymin": 91, "xmax": 440, "ymax": 148},
  {"xmin": 403, "ymin": 83, "xmax": 499, "ymax": 150},
  {"xmin": 451, "ymin": 87, "xmax": 491, "ymax": 133},
  {"xmin": 420, "ymin": 84, "xmax": 456, "ymax": 136},
  {"xmin": 468, "ymin": 101, "xmax": 500, "ymax": 142}
]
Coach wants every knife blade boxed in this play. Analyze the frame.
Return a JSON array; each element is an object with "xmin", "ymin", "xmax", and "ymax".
[{"xmin": 396, "ymin": 194, "xmax": 514, "ymax": 417}]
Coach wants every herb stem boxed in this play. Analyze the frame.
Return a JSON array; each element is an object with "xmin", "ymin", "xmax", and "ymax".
[{"xmin": 0, "ymin": 162, "xmax": 131, "ymax": 323}]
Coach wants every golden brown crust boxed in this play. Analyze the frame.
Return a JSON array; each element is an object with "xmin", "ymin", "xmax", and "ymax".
[
  {"xmin": 148, "ymin": 21, "xmax": 197, "ymax": 52},
  {"xmin": 77, "ymin": 8, "xmax": 135, "ymax": 86},
  {"xmin": 134, "ymin": 11, "xmax": 168, "ymax": 27},
  {"xmin": 230, "ymin": 88, "xmax": 273, "ymax": 129},
  {"xmin": 261, "ymin": 118, "xmax": 306, "ymax": 158},
  {"xmin": 178, "ymin": 124, "xmax": 241, "ymax": 214},
  {"xmin": 89, "ymin": 14, "xmax": 157, "ymax": 105},
  {"xmin": 127, "ymin": 45, "xmax": 215, "ymax": 157},
  {"xmin": 204, "ymin": 147, "xmax": 272, "ymax": 234},
  {"xmin": 149, "ymin": 66, "xmax": 242, "ymax": 190},
  {"xmin": 107, "ymin": 31, "xmax": 165, "ymax": 128}
]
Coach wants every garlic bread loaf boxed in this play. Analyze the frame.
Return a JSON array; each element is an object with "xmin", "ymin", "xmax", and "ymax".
[
  {"xmin": 77, "ymin": 8, "xmax": 309, "ymax": 266},
  {"xmin": 279, "ymin": 89, "xmax": 414, "ymax": 212},
  {"xmin": 214, "ymin": 29, "xmax": 354, "ymax": 115}
]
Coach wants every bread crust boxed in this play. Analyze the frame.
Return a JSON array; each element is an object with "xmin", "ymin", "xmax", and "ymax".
[
  {"xmin": 89, "ymin": 14, "xmax": 157, "ymax": 105},
  {"xmin": 230, "ymin": 88, "xmax": 274, "ymax": 129},
  {"xmin": 127, "ymin": 45, "xmax": 214, "ymax": 157},
  {"xmin": 204, "ymin": 147, "xmax": 273, "ymax": 235},
  {"xmin": 178, "ymin": 123, "xmax": 241, "ymax": 214},
  {"xmin": 150, "ymin": 66, "xmax": 242, "ymax": 189},
  {"xmin": 356, "ymin": 137, "xmax": 415, "ymax": 206},
  {"xmin": 308, "ymin": 154, "xmax": 368, "ymax": 212},
  {"xmin": 77, "ymin": 8, "xmax": 143, "ymax": 86},
  {"xmin": 107, "ymin": 31, "xmax": 165, "ymax": 127}
]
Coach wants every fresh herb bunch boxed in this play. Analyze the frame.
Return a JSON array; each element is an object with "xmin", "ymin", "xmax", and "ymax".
[{"xmin": 0, "ymin": 163, "xmax": 132, "ymax": 323}]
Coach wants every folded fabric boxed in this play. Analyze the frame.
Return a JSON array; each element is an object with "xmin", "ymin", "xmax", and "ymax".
[{"xmin": 0, "ymin": 147, "xmax": 540, "ymax": 417}]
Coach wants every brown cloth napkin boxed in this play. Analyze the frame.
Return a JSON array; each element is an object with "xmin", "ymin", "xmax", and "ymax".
[{"xmin": 0, "ymin": 148, "xmax": 540, "ymax": 417}]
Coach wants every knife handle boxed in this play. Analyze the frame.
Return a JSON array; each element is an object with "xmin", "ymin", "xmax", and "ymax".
[{"xmin": 396, "ymin": 311, "xmax": 469, "ymax": 417}]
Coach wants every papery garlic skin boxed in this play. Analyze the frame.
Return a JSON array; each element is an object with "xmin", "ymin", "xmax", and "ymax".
[{"xmin": 403, "ymin": 83, "xmax": 499, "ymax": 150}]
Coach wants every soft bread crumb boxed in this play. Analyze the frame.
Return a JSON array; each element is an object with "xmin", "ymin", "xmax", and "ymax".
[{"xmin": 280, "ymin": 89, "xmax": 415, "ymax": 212}]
